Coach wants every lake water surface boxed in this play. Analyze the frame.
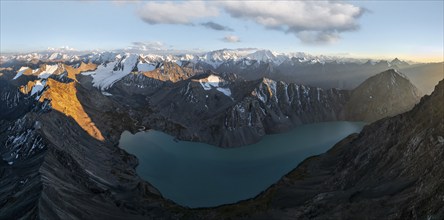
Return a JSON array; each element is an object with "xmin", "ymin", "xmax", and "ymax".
[{"xmin": 119, "ymin": 121, "xmax": 365, "ymax": 208}]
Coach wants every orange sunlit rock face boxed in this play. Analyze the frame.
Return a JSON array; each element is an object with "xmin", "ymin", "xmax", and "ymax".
[
  {"xmin": 20, "ymin": 80, "xmax": 37, "ymax": 94},
  {"xmin": 142, "ymin": 62, "xmax": 200, "ymax": 82},
  {"xmin": 64, "ymin": 62, "xmax": 97, "ymax": 80},
  {"xmin": 37, "ymin": 63, "xmax": 104, "ymax": 141},
  {"xmin": 39, "ymin": 78, "xmax": 105, "ymax": 141},
  {"xmin": 20, "ymin": 68, "xmax": 33, "ymax": 77}
]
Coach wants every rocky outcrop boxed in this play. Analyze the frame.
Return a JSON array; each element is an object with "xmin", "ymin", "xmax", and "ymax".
[{"xmin": 110, "ymin": 61, "xmax": 205, "ymax": 96}]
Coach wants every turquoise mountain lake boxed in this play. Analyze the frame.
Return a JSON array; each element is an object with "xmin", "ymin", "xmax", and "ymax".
[{"xmin": 119, "ymin": 121, "xmax": 366, "ymax": 208}]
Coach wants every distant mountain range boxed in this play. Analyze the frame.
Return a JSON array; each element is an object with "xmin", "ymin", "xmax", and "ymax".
[
  {"xmin": 0, "ymin": 48, "xmax": 406, "ymax": 65},
  {"xmin": 3, "ymin": 49, "xmax": 441, "ymax": 94}
]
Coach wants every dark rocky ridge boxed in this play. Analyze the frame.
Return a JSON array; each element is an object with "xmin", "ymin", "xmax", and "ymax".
[
  {"xmin": 0, "ymin": 79, "xmax": 36, "ymax": 120},
  {"xmin": 109, "ymin": 68, "xmax": 419, "ymax": 147}
]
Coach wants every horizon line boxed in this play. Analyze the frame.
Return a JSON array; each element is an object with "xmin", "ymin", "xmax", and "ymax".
[{"xmin": 0, "ymin": 47, "xmax": 443, "ymax": 64}]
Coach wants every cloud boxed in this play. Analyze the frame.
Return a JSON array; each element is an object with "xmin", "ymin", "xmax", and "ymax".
[
  {"xmin": 220, "ymin": 1, "xmax": 365, "ymax": 44},
  {"xmin": 111, "ymin": 0, "xmax": 140, "ymax": 5},
  {"xmin": 134, "ymin": 1, "xmax": 365, "ymax": 44},
  {"xmin": 129, "ymin": 41, "xmax": 166, "ymax": 51},
  {"xmin": 200, "ymin": 21, "xmax": 233, "ymax": 31},
  {"xmin": 296, "ymin": 31, "xmax": 340, "ymax": 44},
  {"xmin": 137, "ymin": 1, "xmax": 218, "ymax": 25},
  {"xmin": 47, "ymin": 46, "xmax": 78, "ymax": 52},
  {"xmin": 222, "ymin": 35, "xmax": 240, "ymax": 43}
]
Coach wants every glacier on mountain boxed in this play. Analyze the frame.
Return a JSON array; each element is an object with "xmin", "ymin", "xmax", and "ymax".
[
  {"xmin": 84, "ymin": 53, "xmax": 139, "ymax": 91},
  {"xmin": 38, "ymin": 64, "xmax": 59, "ymax": 79}
]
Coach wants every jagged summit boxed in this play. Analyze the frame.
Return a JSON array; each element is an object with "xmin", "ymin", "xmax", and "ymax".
[
  {"xmin": 369, "ymin": 69, "xmax": 413, "ymax": 87},
  {"xmin": 390, "ymin": 57, "xmax": 410, "ymax": 67},
  {"xmin": 391, "ymin": 57, "xmax": 401, "ymax": 63},
  {"xmin": 344, "ymin": 69, "xmax": 421, "ymax": 122},
  {"xmin": 247, "ymin": 50, "xmax": 275, "ymax": 60}
]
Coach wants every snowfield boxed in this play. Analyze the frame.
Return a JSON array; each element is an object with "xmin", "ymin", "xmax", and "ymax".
[
  {"xmin": 83, "ymin": 53, "xmax": 139, "ymax": 91},
  {"xmin": 199, "ymin": 74, "xmax": 232, "ymax": 97},
  {"xmin": 38, "ymin": 64, "xmax": 59, "ymax": 79}
]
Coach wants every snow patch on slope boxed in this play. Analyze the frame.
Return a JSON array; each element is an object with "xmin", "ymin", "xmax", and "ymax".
[
  {"xmin": 13, "ymin": 67, "xmax": 29, "ymax": 80},
  {"xmin": 198, "ymin": 74, "xmax": 232, "ymax": 97},
  {"xmin": 216, "ymin": 87, "xmax": 232, "ymax": 96},
  {"xmin": 38, "ymin": 64, "xmax": 59, "ymax": 79},
  {"xmin": 137, "ymin": 62, "xmax": 156, "ymax": 72},
  {"xmin": 199, "ymin": 74, "xmax": 221, "ymax": 90},
  {"xmin": 84, "ymin": 53, "xmax": 139, "ymax": 90},
  {"xmin": 30, "ymin": 80, "xmax": 46, "ymax": 98}
]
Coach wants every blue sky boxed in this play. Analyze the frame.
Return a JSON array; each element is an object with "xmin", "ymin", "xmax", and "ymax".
[{"xmin": 1, "ymin": 0, "xmax": 442, "ymax": 62}]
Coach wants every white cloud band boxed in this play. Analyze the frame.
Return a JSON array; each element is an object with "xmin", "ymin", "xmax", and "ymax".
[{"xmin": 136, "ymin": 1, "xmax": 365, "ymax": 44}]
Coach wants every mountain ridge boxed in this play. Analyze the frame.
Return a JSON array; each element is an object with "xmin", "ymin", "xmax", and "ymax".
[{"xmin": 1, "ymin": 61, "xmax": 422, "ymax": 147}]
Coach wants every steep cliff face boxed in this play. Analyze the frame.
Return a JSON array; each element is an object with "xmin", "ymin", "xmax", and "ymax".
[
  {"xmin": 0, "ymin": 79, "xmax": 35, "ymax": 120},
  {"xmin": 219, "ymin": 78, "xmax": 350, "ymax": 146},
  {"xmin": 344, "ymin": 69, "xmax": 421, "ymax": 122}
]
